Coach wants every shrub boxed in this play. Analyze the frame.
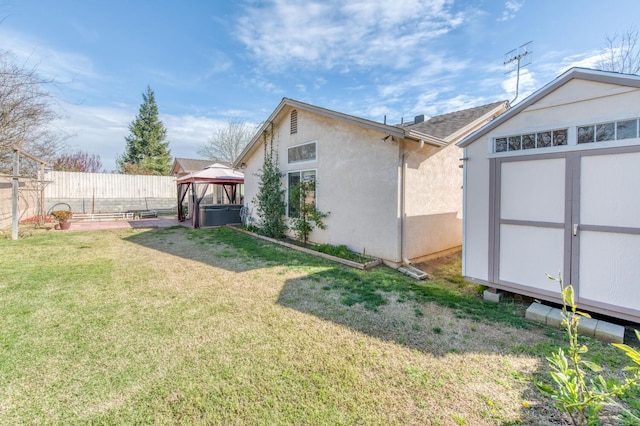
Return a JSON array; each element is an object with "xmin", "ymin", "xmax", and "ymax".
[
  {"xmin": 288, "ymin": 178, "xmax": 328, "ymax": 245},
  {"xmin": 537, "ymin": 274, "xmax": 640, "ymax": 425}
]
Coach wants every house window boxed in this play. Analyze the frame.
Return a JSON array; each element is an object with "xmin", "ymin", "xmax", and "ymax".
[
  {"xmin": 291, "ymin": 110, "xmax": 298, "ymax": 134},
  {"xmin": 288, "ymin": 141, "xmax": 316, "ymax": 163},
  {"xmin": 578, "ymin": 118, "xmax": 639, "ymax": 144},
  {"xmin": 287, "ymin": 170, "xmax": 316, "ymax": 217},
  {"xmin": 494, "ymin": 128, "xmax": 568, "ymax": 153}
]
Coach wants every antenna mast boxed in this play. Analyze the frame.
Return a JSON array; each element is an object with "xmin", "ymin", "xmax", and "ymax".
[{"xmin": 504, "ymin": 41, "xmax": 532, "ymax": 105}]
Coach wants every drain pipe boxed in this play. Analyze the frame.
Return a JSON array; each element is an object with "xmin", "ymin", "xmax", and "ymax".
[{"xmin": 398, "ymin": 139, "xmax": 428, "ymax": 280}]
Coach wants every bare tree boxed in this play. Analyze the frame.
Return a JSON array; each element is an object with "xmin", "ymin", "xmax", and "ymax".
[
  {"xmin": 53, "ymin": 150, "xmax": 102, "ymax": 172},
  {"xmin": 0, "ymin": 50, "xmax": 66, "ymax": 174},
  {"xmin": 598, "ymin": 27, "xmax": 640, "ymax": 74},
  {"xmin": 197, "ymin": 118, "xmax": 255, "ymax": 164}
]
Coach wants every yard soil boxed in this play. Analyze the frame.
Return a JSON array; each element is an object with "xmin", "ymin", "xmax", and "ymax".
[{"xmin": 413, "ymin": 250, "xmax": 462, "ymax": 277}]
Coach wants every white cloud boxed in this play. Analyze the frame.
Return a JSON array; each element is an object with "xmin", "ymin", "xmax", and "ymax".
[
  {"xmin": 501, "ymin": 68, "xmax": 536, "ymax": 104},
  {"xmin": 235, "ymin": 0, "xmax": 465, "ymax": 71},
  {"xmin": 0, "ymin": 28, "xmax": 102, "ymax": 86},
  {"xmin": 557, "ymin": 50, "xmax": 607, "ymax": 73},
  {"xmin": 498, "ymin": 0, "xmax": 525, "ymax": 22}
]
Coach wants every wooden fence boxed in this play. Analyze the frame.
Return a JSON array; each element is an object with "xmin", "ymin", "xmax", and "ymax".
[
  {"xmin": 43, "ymin": 171, "xmax": 177, "ymax": 214},
  {"xmin": 44, "ymin": 171, "xmax": 176, "ymax": 198}
]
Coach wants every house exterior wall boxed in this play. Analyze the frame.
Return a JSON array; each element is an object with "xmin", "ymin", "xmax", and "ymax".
[
  {"xmin": 462, "ymin": 77, "xmax": 640, "ymax": 322},
  {"xmin": 243, "ymin": 107, "xmax": 402, "ymax": 262},
  {"xmin": 404, "ymin": 141, "xmax": 463, "ymax": 261}
]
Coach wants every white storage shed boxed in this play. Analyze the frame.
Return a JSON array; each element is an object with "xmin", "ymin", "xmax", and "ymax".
[{"xmin": 457, "ymin": 68, "xmax": 640, "ymax": 322}]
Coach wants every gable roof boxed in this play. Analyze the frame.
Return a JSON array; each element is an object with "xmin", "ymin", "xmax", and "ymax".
[
  {"xmin": 403, "ymin": 101, "xmax": 508, "ymax": 140},
  {"xmin": 457, "ymin": 67, "xmax": 640, "ymax": 148},
  {"xmin": 233, "ymin": 98, "xmax": 447, "ymax": 167},
  {"xmin": 170, "ymin": 158, "xmax": 218, "ymax": 176}
]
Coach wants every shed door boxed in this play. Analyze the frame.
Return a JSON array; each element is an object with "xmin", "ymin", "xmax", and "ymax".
[
  {"xmin": 575, "ymin": 149, "xmax": 640, "ymax": 317},
  {"xmin": 494, "ymin": 154, "xmax": 569, "ymax": 299},
  {"xmin": 494, "ymin": 147, "xmax": 640, "ymax": 320}
]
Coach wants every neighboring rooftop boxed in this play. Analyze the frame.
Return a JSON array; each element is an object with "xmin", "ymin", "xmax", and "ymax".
[
  {"xmin": 402, "ymin": 100, "xmax": 507, "ymax": 140},
  {"xmin": 170, "ymin": 158, "xmax": 218, "ymax": 177}
]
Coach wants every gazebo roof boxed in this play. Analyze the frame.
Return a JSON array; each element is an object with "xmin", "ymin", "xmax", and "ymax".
[{"xmin": 176, "ymin": 163, "xmax": 244, "ymax": 185}]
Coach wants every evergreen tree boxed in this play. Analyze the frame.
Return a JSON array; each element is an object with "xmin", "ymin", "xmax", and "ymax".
[{"xmin": 118, "ymin": 86, "xmax": 172, "ymax": 175}]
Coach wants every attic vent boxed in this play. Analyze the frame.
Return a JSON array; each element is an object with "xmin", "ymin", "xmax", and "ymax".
[
  {"xmin": 414, "ymin": 114, "xmax": 425, "ymax": 124},
  {"xmin": 290, "ymin": 109, "xmax": 298, "ymax": 134}
]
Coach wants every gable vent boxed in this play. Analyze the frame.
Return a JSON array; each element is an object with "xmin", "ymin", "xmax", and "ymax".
[{"xmin": 290, "ymin": 109, "xmax": 298, "ymax": 134}]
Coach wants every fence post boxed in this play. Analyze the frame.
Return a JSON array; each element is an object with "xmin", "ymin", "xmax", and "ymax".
[{"xmin": 12, "ymin": 149, "xmax": 19, "ymax": 240}]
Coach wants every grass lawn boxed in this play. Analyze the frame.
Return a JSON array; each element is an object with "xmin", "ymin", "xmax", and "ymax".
[{"xmin": 1, "ymin": 226, "xmax": 638, "ymax": 425}]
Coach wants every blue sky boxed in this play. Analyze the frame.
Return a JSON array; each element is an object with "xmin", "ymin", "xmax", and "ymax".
[{"xmin": 1, "ymin": 1, "xmax": 638, "ymax": 171}]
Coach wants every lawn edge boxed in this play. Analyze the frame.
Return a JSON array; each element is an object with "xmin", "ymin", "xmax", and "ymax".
[{"xmin": 226, "ymin": 225, "xmax": 382, "ymax": 270}]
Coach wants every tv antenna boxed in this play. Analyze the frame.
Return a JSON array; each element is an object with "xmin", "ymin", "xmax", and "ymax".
[{"xmin": 504, "ymin": 41, "xmax": 532, "ymax": 105}]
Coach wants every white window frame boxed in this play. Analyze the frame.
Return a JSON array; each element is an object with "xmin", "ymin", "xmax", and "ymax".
[
  {"xmin": 577, "ymin": 118, "xmax": 640, "ymax": 144},
  {"xmin": 489, "ymin": 117, "xmax": 640, "ymax": 158},
  {"xmin": 287, "ymin": 141, "xmax": 317, "ymax": 164},
  {"xmin": 493, "ymin": 127, "xmax": 569, "ymax": 154},
  {"xmin": 286, "ymin": 169, "xmax": 318, "ymax": 218}
]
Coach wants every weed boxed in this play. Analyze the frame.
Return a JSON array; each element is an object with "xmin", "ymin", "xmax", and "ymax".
[{"xmin": 537, "ymin": 274, "xmax": 640, "ymax": 425}]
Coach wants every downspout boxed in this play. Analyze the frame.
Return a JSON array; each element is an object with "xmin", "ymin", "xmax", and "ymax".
[{"xmin": 398, "ymin": 139, "xmax": 428, "ymax": 280}]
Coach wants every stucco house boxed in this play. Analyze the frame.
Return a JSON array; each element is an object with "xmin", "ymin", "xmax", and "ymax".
[
  {"xmin": 457, "ymin": 68, "xmax": 640, "ymax": 323},
  {"xmin": 233, "ymin": 97, "xmax": 507, "ymax": 269}
]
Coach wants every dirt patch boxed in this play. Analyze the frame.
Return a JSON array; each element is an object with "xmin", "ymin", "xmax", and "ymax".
[{"xmin": 413, "ymin": 250, "xmax": 462, "ymax": 277}]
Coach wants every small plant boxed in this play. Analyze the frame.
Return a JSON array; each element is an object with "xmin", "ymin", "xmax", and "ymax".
[
  {"xmin": 314, "ymin": 244, "xmax": 373, "ymax": 263},
  {"xmin": 50, "ymin": 210, "xmax": 73, "ymax": 222},
  {"xmin": 245, "ymin": 224, "xmax": 260, "ymax": 234},
  {"xmin": 288, "ymin": 177, "xmax": 328, "ymax": 245},
  {"xmin": 537, "ymin": 273, "xmax": 640, "ymax": 425}
]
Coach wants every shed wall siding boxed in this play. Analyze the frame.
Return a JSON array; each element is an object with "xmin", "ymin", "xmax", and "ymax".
[
  {"xmin": 492, "ymin": 82, "xmax": 640, "ymax": 136},
  {"xmin": 461, "ymin": 140, "xmax": 490, "ymax": 281}
]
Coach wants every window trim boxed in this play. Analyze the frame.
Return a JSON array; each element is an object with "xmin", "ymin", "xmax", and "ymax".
[
  {"xmin": 287, "ymin": 140, "xmax": 317, "ymax": 164},
  {"xmin": 286, "ymin": 168, "xmax": 318, "ymax": 218},
  {"xmin": 493, "ymin": 127, "xmax": 569, "ymax": 154},
  {"xmin": 577, "ymin": 118, "xmax": 640, "ymax": 144}
]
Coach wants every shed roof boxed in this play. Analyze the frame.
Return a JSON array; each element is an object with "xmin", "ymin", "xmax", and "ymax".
[{"xmin": 457, "ymin": 67, "xmax": 640, "ymax": 148}]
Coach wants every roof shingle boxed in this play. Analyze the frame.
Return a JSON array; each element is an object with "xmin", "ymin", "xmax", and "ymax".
[{"xmin": 402, "ymin": 101, "xmax": 507, "ymax": 140}]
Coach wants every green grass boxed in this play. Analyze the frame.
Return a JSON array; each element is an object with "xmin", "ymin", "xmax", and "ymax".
[
  {"xmin": 1, "ymin": 226, "xmax": 637, "ymax": 425},
  {"xmin": 313, "ymin": 243, "xmax": 375, "ymax": 264},
  {"xmin": 211, "ymin": 227, "xmax": 530, "ymax": 328}
]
